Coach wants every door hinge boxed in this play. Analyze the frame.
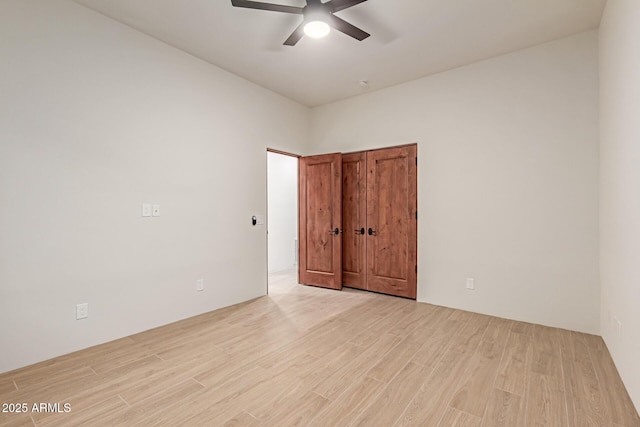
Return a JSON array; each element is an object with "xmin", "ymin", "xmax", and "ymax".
[
  {"xmin": 415, "ymin": 265, "xmax": 417, "ymax": 273},
  {"xmin": 415, "ymin": 211, "xmax": 418, "ymax": 219},
  {"xmin": 415, "ymin": 157, "xmax": 417, "ymax": 165}
]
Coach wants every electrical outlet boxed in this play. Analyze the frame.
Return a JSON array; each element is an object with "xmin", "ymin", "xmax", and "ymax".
[
  {"xmin": 609, "ymin": 309, "xmax": 615, "ymax": 331},
  {"xmin": 76, "ymin": 303, "xmax": 88, "ymax": 320},
  {"xmin": 466, "ymin": 278, "xmax": 476, "ymax": 291},
  {"xmin": 196, "ymin": 279, "xmax": 204, "ymax": 292},
  {"xmin": 141, "ymin": 204, "xmax": 152, "ymax": 217},
  {"xmin": 152, "ymin": 204, "xmax": 160, "ymax": 217}
]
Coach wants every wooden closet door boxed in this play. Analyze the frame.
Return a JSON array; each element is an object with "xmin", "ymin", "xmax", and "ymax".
[
  {"xmin": 366, "ymin": 145, "xmax": 417, "ymax": 299},
  {"xmin": 299, "ymin": 153, "xmax": 343, "ymax": 290},
  {"xmin": 342, "ymin": 152, "xmax": 367, "ymax": 290}
]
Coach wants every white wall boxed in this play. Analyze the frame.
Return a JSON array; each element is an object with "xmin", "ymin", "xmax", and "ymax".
[
  {"xmin": 0, "ymin": 0, "xmax": 308, "ymax": 374},
  {"xmin": 309, "ymin": 32, "xmax": 600, "ymax": 334},
  {"xmin": 599, "ymin": 0, "xmax": 640, "ymax": 411},
  {"xmin": 267, "ymin": 152, "xmax": 298, "ymax": 273}
]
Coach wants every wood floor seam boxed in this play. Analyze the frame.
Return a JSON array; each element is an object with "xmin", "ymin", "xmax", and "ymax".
[
  {"xmin": 117, "ymin": 394, "xmax": 129, "ymax": 407},
  {"xmin": 558, "ymin": 335, "xmax": 572, "ymax": 427},
  {"xmin": 190, "ymin": 376, "xmax": 206, "ymax": 388}
]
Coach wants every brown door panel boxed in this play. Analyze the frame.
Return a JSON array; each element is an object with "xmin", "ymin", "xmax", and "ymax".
[
  {"xmin": 366, "ymin": 145, "xmax": 417, "ymax": 299},
  {"xmin": 342, "ymin": 152, "xmax": 367, "ymax": 290},
  {"xmin": 299, "ymin": 153, "xmax": 343, "ymax": 290}
]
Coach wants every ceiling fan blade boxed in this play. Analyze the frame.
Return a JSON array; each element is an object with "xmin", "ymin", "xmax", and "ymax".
[
  {"xmin": 284, "ymin": 22, "xmax": 306, "ymax": 46},
  {"xmin": 231, "ymin": 0, "xmax": 303, "ymax": 14},
  {"xmin": 326, "ymin": 0, "xmax": 367, "ymax": 13},
  {"xmin": 327, "ymin": 14, "xmax": 370, "ymax": 41}
]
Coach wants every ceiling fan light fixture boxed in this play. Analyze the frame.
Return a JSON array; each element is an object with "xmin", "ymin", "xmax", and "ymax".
[
  {"xmin": 231, "ymin": 0, "xmax": 370, "ymax": 46},
  {"xmin": 304, "ymin": 20, "xmax": 330, "ymax": 38}
]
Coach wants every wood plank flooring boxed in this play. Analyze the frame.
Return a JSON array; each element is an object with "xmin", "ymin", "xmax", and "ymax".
[{"xmin": 0, "ymin": 270, "xmax": 638, "ymax": 426}]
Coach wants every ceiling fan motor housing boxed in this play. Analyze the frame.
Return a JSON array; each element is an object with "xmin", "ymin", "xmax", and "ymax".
[{"xmin": 231, "ymin": 0, "xmax": 370, "ymax": 46}]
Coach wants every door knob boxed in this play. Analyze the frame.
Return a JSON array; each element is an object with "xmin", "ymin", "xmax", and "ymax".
[
  {"xmin": 368, "ymin": 228, "xmax": 377, "ymax": 236},
  {"xmin": 328, "ymin": 228, "xmax": 340, "ymax": 235},
  {"xmin": 355, "ymin": 228, "xmax": 365, "ymax": 235}
]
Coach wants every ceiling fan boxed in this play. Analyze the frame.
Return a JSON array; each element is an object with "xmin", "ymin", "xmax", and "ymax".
[{"xmin": 231, "ymin": 0, "xmax": 370, "ymax": 46}]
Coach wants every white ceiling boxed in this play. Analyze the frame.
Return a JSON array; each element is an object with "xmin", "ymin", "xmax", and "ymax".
[{"xmin": 73, "ymin": 0, "xmax": 606, "ymax": 107}]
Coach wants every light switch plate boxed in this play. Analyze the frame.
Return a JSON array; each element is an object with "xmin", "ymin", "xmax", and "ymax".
[
  {"xmin": 142, "ymin": 204, "xmax": 152, "ymax": 217},
  {"xmin": 152, "ymin": 204, "xmax": 160, "ymax": 217}
]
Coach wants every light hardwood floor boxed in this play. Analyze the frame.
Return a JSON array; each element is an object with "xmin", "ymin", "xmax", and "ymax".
[{"xmin": 1, "ymin": 270, "xmax": 638, "ymax": 426}]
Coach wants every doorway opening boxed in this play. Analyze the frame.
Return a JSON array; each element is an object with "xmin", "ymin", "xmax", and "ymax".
[
  {"xmin": 266, "ymin": 149, "xmax": 299, "ymax": 294},
  {"xmin": 266, "ymin": 144, "xmax": 417, "ymax": 299},
  {"xmin": 298, "ymin": 144, "xmax": 418, "ymax": 299}
]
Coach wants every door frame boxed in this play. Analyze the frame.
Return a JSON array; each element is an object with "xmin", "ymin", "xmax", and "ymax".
[
  {"xmin": 266, "ymin": 148, "xmax": 301, "ymax": 295},
  {"xmin": 265, "ymin": 143, "xmax": 418, "ymax": 298}
]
